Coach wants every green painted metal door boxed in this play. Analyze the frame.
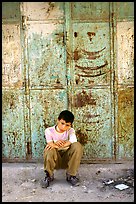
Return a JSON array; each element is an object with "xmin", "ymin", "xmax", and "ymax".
[{"xmin": 2, "ymin": 2, "xmax": 134, "ymax": 162}]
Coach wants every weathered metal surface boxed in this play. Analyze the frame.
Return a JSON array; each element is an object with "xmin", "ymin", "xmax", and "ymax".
[
  {"xmin": 30, "ymin": 90, "xmax": 68, "ymax": 158},
  {"xmin": 2, "ymin": 24, "xmax": 22, "ymax": 88},
  {"xmin": 71, "ymin": 19, "xmax": 112, "ymax": 159},
  {"xmin": 2, "ymin": 2, "xmax": 20, "ymax": 21},
  {"xmin": 72, "ymin": 88, "xmax": 112, "ymax": 159},
  {"xmin": 2, "ymin": 2, "xmax": 134, "ymax": 162},
  {"xmin": 117, "ymin": 22, "xmax": 134, "ymax": 84},
  {"xmin": 118, "ymin": 87, "xmax": 134, "ymax": 159},
  {"xmin": 22, "ymin": 2, "xmax": 64, "ymax": 20},
  {"xmin": 72, "ymin": 22, "xmax": 110, "ymax": 86},
  {"xmin": 71, "ymin": 2, "xmax": 110, "ymax": 21},
  {"xmin": 116, "ymin": 2, "xmax": 134, "ymax": 20},
  {"xmin": 2, "ymin": 16, "xmax": 25, "ymax": 159},
  {"xmin": 25, "ymin": 4, "xmax": 67, "ymax": 158},
  {"xmin": 2, "ymin": 90, "xmax": 25, "ymax": 159},
  {"xmin": 27, "ymin": 22, "xmax": 66, "ymax": 88},
  {"xmin": 116, "ymin": 20, "xmax": 134, "ymax": 159}
]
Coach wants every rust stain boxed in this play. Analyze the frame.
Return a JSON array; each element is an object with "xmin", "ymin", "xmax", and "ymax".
[
  {"xmin": 81, "ymin": 47, "xmax": 106, "ymax": 55},
  {"xmin": 43, "ymin": 119, "xmax": 49, "ymax": 129},
  {"xmin": 54, "ymin": 32, "xmax": 65, "ymax": 45},
  {"xmin": 46, "ymin": 2, "xmax": 55, "ymax": 17},
  {"xmin": 77, "ymin": 69, "xmax": 110, "ymax": 78},
  {"xmin": 74, "ymin": 49, "xmax": 82, "ymax": 61},
  {"xmin": 75, "ymin": 76, "xmax": 80, "ymax": 85},
  {"xmin": 27, "ymin": 141, "xmax": 32, "ymax": 155},
  {"xmin": 86, "ymin": 114, "xmax": 100, "ymax": 118},
  {"xmin": 118, "ymin": 88, "xmax": 134, "ymax": 147},
  {"xmin": 14, "ymin": 80, "xmax": 22, "ymax": 88},
  {"xmin": 87, "ymin": 31, "xmax": 95, "ymax": 37},
  {"xmin": 76, "ymin": 60, "xmax": 108, "ymax": 71},
  {"xmin": 87, "ymin": 31, "xmax": 95, "ymax": 42},
  {"xmin": 76, "ymin": 129, "xmax": 88, "ymax": 145},
  {"xmin": 87, "ymin": 54, "xmax": 101, "ymax": 60},
  {"xmin": 74, "ymin": 32, "xmax": 78, "ymax": 37},
  {"xmin": 74, "ymin": 90, "xmax": 96, "ymax": 107},
  {"xmin": 9, "ymin": 95, "xmax": 16, "ymax": 109},
  {"xmin": 74, "ymin": 47, "xmax": 106, "ymax": 61},
  {"xmin": 118, "ymin": 88, "xmax": 133, "ymax": 108}
]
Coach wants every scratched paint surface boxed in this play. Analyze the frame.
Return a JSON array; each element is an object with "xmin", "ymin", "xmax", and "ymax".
[
  {"xmin": 30, "ymin": 90, "xmax": 68, "ymax": 158},
  {"xmin": 2, "ymin": 2, "xmax": 134, "ymax": 161},
  {"xmin": 22, "ymin": 2, "xmax": 64, "ymax": 20},
  {"xmin": 116, "ymin": 21, "xmax": 134, "ymax": 159},
  {"xmin": 2, "ymin": 17, "xmax": 25, "ymax": 159},
  {"xmin": 117, "ymin": 22, "xmax": 134, "ymax": 84},
  {"xmin": 116, "ymin": 2, "xmax": 134, "ymax": 20},
  {"xmin": 27, "ymin": 22, "xmax": 66, "ymax": 88},
  {"xmin": 118, "ymin": 87, "xmax": 134, "ymax": 159},
  {"xmin": 72, "ymin": 88, "xmax": 112, "ymax": 159},
  {"xmin": 2, "ymin": 2, "xmax": 20, "ymax": 20},
  {"xmin": 2, "ymin": 90, "xmax": 25, "ymax": 159},
  {"xmin": 2, "ymin": 24, "xmax": 22, "ymax": 88},
  {"xmin": 22, "ymin": 2, "xmax": 67, "ymax": 158},
  {"xmin": 71, "ymin": 2, "xmax": 110, "ymax": 21},
  {"xmin": 71, "ymin": 5, "xmax": 112, "ymax": 160},
  {"xmin": 73, "ymin": 22, "xmax": 110, "ymax": 86}
]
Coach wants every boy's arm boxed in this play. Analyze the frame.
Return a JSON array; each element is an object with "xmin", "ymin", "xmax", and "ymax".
[
  {"xmin": 55, "ymin": 140, "xmax": 71, "ymax": 148},
  {"xmin": 45, "ymin": 141, "xmax": 59, "ymax": 150},
  {"xmin": 45, "ymin": 140, "xmax": 71, "ymax": 150}
]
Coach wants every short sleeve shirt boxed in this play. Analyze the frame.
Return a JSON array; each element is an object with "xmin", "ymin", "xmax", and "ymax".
[{"xmin": 45, "ymin": 125, "xmax": 77, "ymax": 144}]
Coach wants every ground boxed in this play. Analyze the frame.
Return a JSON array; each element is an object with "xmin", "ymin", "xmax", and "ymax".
[{"xmin": 2, "ymin": 161, "xmax": 134, "ymax": 202}]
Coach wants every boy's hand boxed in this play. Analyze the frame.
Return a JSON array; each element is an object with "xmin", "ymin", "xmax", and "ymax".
[
  {"xmin": 55, "ymin": 140, "xmax": 71, "ymax": 148},
  {"xmin": 55, "ymin": 140, "xmax": 66, "ymax": 147},
  {"xmin": 45, "ymin": 142, "xmax": 58, "ymax": 150},
  {"xmin": 45, "ymin": 140, "xmax": 71, "ymax": 150}
]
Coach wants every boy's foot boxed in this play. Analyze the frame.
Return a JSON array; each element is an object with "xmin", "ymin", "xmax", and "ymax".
[
  {"xmin": 66, "ymin": 173, "xmax": 80, "ymax": 186},
  {"xmin": 40, "ymin": 171, "xmax": 54, "ymax": 188}
]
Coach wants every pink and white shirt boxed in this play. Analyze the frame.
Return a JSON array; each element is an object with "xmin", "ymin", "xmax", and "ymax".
[{"xmin": 45, "ymin": 125, "xmax": 77, "ymax": 144}]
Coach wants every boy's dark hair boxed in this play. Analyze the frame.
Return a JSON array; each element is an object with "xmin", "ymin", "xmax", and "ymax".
[{"xmin": 58, "ymin": 110, "xmax": 74, "ymax": 124}]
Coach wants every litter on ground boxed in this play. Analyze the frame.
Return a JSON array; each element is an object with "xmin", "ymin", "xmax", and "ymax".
[
  {"xmin": 103, "ymin": 179, "xmax": 114, "ymax": 185},
  {"xmin": 114, "ymin": 183, "xmax": 129, "ymax": 190}
]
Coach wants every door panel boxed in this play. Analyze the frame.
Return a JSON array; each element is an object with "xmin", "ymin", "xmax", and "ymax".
[
  {"xmin": 2, "ymin": 24, "xmax": 25, "ymax": 159},
  {"xmin": 117, "ymin": 21, "xmax": 134, "ymax": 159},
  {"xmin": 25, "ymin": 5, "xmax": 68, "ymax": 158},
  {"xmin": 30, "ymin": 90, "xmax": 68, "ymax": 158},
  {"xmin": 27, "ymin": 23, "xmax": 66, "ymax": 88},
  {"xmin": 72, "ymin": 88, "xmax": 113, "ymax": 159},
  {"xmin": 72, "ymin": 22, "xmax": 111, "ymax": 86}
]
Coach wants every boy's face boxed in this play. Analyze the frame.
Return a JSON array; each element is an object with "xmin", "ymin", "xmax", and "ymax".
[{"xmin": 57, "ymin": 119, "xmax": 71, "ymax": 133}]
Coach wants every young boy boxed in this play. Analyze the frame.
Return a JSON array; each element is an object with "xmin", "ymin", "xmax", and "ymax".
[{"xmin": 41, "ymin": 110, "xmax": 83, "ymax": 188}]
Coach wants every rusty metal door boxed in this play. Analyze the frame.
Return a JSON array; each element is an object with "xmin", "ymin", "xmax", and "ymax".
[
  {"xmin": 69, "ymin": 2, "xmax": 134, "ymax": 161},
  {"xmin": 69, "ymin": 3, "xmax": 113, "ymax": 161},
  {"xmin": 2, "ymin": 2, "xmax": 134, "ymax": 162},
  {"xmin": 22, "ymin": 2, "xmax": 68, "ymax": 159}
]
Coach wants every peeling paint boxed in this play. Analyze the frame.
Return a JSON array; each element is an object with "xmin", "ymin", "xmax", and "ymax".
[
  {"xmin": 74, "ymin": 90, "xmax": 96, "ymax": 108},
  {"xmin": 118, "ymin": 87, "xmax": 134, "ymax": 158}
]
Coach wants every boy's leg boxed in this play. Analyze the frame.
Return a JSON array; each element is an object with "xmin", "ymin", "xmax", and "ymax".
[
  {"xmin": 62, "ymin": 142, "xmax": 83, "ymax": 176},
  {"xmin": 41, "ymin": 148, "xmax": 62, "ymax": 188},
  {"xmin": 43, "ymin": 148, "xmax": 62, "ymax": 177}
]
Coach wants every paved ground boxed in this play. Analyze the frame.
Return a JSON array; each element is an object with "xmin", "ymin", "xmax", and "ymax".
[{"xmin": 2, "ymin": 161, "xmax": 134, "ymax": 202}]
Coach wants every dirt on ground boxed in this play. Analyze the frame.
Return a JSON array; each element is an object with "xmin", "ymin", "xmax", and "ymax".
[{"xmin": 2, "ymin": 161, "xmax": 134, "ymax": 202}]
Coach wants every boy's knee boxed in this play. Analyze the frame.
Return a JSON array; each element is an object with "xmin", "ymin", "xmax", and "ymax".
[
  {"xmin": 71, "ymin": 141, "xmax": 82, "ymax": 147},
  {"xmin": 71, "ymin": 142, "xmax": 83, "ymax": 152},
  {"xmin": 44, "ymin": 148, "xmax": 57, "ymax": 158}
]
